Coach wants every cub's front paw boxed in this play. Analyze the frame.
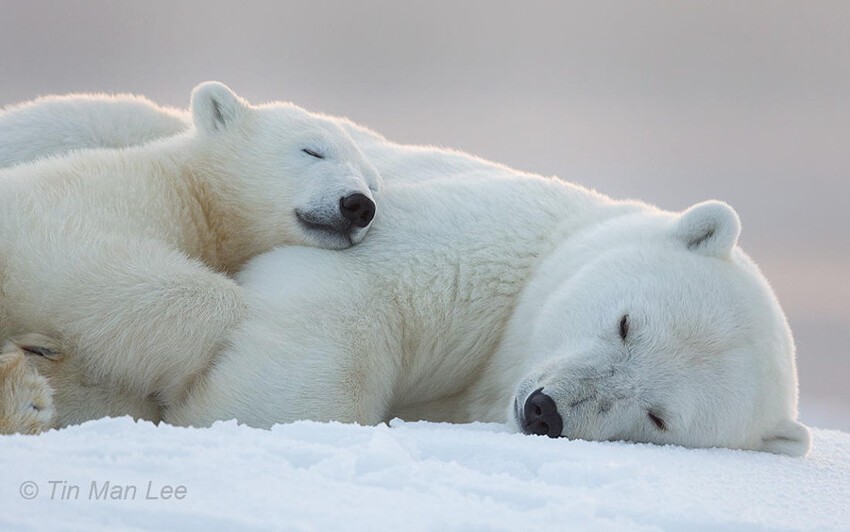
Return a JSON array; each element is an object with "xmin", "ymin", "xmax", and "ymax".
[{"xmin": 0, "ymin": 340, "xmax": 58, "ymax": 435}]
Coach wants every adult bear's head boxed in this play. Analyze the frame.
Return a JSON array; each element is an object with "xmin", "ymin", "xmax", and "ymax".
[{"xmin": 507, "ymin": 201, "xmax": 810, "ymax": 456}]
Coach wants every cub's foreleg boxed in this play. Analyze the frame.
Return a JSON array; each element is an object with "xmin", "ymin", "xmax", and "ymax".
[{"xmin": 5, "ymin": 237, "xmax": 247, "ymax": 407}]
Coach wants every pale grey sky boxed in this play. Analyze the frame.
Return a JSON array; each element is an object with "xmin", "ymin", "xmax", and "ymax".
[{"xmin": 1, "ymin": 1, "xmax": 848, "ymax": 428}]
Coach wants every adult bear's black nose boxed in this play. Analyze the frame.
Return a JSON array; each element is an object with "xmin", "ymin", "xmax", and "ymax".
[
  {"xmin": 339, "ymin": 193, "xmax": 376, "ymax": 228},
  {"xmin": 522, "ymin": 388, "xmax": 563, "ymax": 438}
]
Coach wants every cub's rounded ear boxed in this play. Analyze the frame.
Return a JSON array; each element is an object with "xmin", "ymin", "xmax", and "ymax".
[
  {"xmin": 190, "ymin": 81, "xmax": 247, "ymax": 134},
  {"xmin": 676, "ymin": 200, "xmax": 741, "ymax": 257},
  {"xmin": 759, "ymin": 419, "xmax": 811, "ymax": 457}
]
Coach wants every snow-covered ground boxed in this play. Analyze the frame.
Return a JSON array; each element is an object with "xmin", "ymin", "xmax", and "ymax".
[{"xmin": 1, "ymin": 418, "xmax": 848, "ymax": 531}]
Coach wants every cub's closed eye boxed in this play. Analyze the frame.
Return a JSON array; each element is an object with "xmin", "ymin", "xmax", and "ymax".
[
  {"xmin": 302, "ymin": 148, "xmax": 325, "ymax": 159},
  {"xmin": 618, "ymin": 314, "xmax": 630, "ymax": 341}
]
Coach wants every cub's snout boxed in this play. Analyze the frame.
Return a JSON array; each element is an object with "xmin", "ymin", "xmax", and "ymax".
[
  {"xmin": 339, "ymin": 193, "xmax": 376, "ymax": 228},
  {"xmin": 295, "ymin": 190, "xmax": 377, "ymax": 248}
]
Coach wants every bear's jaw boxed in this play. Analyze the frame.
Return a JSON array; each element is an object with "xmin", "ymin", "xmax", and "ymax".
[{"xmin": 293, "ymin": 209, "xmax": 358, "ymax": 250}]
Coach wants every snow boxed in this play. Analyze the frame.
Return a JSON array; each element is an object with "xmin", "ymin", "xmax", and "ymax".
[{"xmin": 1, "ymin": 418, "xmax": 848, "ymax": 531}]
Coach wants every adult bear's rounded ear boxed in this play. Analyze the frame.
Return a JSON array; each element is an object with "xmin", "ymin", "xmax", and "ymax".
[
  {"xmin": 675, "ymin": 200, "xmax": 741, "ymax": 257},
  {"xmin": 759, "ymin": 418, "xmax": 811, "ymax": 457},
  {"xmin": 190, "ymin": 81, "xmax": 248, "ymax": 134}
]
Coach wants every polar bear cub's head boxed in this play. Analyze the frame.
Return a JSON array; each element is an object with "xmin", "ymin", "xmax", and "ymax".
[
  {"xmin": 188, "ymin": 82, "xmax": 381, "ymax": 250},
  {"xmin": 509, "ymin": 201, "xmax": 810, "ymax": 456}
]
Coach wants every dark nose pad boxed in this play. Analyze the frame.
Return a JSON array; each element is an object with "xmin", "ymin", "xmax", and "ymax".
[
  {"xmin": 522, "ymin": 388, "xmax": 563, "ymax": 438},
  {"xmin": 339, "ymin": 193, "xmax": 376, "ymax": 228}
]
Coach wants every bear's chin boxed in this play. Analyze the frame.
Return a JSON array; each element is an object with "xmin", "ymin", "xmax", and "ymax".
[{"xmin": 295, "ymin": 212, "xmax": 357, "ymax": 249}]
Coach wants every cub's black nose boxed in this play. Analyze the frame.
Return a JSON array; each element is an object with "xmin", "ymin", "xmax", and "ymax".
[
  {"xmin": 339, "ymin": 193, "xmax": 376, "ymax": 228},
  {"xmin": 522, "ymin": 388, "xmax": 563, "ymax": 438}
]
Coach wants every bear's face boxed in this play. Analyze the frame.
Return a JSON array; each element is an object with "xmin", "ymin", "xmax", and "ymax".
[
  {"xmin": 509, "ymin": 202, "xmax": 811, "ymax": 456},
  {"xmin": 190, "ymin": 82, "xmax": 381, "ymax": 250}
]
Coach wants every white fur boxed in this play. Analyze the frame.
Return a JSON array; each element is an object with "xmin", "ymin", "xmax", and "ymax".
[
  {"xmin": 0, "ymin": 93, "xmax": 189, "ymax": 168},
  {"xmin": 0, "ymin": 83, "xmax": 380, "ymax": 415},
  {"xmin": 173, "ymin": 146, "xmax": 808, "ymax": 456},
  {"xmin": 0, "ymin": 94, "xmax": 809, "ymax": 456}
]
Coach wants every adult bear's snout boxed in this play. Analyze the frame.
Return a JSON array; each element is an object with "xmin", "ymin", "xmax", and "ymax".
[
  {"xmin": 521, "ymin": 388, "xmax": 563, "ymax": 438},
  {"xmin": 339, "ymin": 193, "xmax": 376, "ymax": 228}
]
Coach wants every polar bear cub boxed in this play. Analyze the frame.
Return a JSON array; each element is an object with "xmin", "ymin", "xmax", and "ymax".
[
  {"xmin": 0, "ymin": 81, "xmax": 380, "ymax": 417},
  {"xmin": 0, "ymin": 84, "xmax": 380, "ymax": 250}
]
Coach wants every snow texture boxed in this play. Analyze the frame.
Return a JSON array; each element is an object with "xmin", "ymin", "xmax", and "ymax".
[{"xmin": 0, "ymin": 418, "xmax": 847, "ymax": 531}]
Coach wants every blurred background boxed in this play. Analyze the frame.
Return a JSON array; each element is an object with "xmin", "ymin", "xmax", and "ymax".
[{"xmin": 1, "ymin": 1, "xmax": 847, "ymax": 430}]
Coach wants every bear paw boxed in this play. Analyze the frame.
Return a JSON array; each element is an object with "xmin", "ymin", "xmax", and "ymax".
[{"xmin": 0, "ymin": 336, "xmax": 59, "ymax": 435}]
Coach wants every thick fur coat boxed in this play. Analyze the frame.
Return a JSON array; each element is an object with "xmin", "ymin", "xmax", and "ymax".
[{"xmin": 0, "ymin": 93, "xmax": 809, "ymax": 456}]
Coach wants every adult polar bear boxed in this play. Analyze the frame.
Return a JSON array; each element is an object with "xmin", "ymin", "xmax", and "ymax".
[
  {"xmin": 0, "ymin": 83, "xmax": 380, "ymax": 421},
  {"xmin": 0, "ymin": 95, "xmax": 809, "ymax": 455}
]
